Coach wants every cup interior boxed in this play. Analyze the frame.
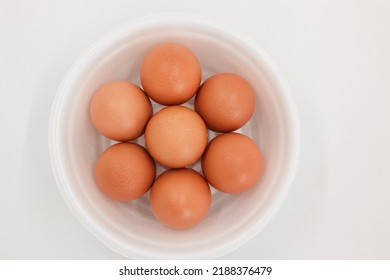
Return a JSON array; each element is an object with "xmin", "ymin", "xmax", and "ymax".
[{"xmin": 49, "ymin": 15, "xmax": 299, "ymax": 259}]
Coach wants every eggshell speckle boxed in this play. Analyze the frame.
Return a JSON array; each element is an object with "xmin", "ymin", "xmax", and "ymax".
[
  {"xmin": 150, "ymin": 168, "xmax": 211, "ymax": 229},
  {"xmin": 201, "ymin": 132, "xmax": 263, "ymax": 194},
  {"xmin": 95, "ymin": 143, "xmax": 156, "ymax": 201}
]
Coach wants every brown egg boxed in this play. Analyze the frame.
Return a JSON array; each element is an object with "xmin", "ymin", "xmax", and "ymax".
[
  {"xmin": 95, "ymin": 143, "xmax": 156, "ymax": 201},
  {"xmin": 150, "ymin": 168, "xmax": 211, "ymax": 229},
  {"xmin": 201, "ymin": 133, "xmax": 263, "ymax": 194},
  {"xmin": 195, "ymin": 73, "xmax": 255, "ymax": 132},
  {"xmin": 89, "ymin": 81, "xmax": 152, "ymax": 141},
  {"xmin": 145, "ymin": 106, "xmax": 208, "ymax": 168},
  {"xmin": 140, "ymin": 43, "xmax": 201, "ymax": 105}
]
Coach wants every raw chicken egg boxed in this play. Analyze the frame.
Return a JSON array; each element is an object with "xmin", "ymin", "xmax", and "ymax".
[
  {"xmin": 150, "ymin": 168, "xmax": 211, "ymax": 229},
  {"xmin": 95, "ymin": 143, "xmax": 156, "ymax": 201},
  {"xmin": 140, "ymin": 43, "xmax": 201, "ymax": 105},
  {"xmin": 145, "ymin": 106, "xmax": 208, "ymax": 168},
  {"xmin": 89, "ymin": 81, "xmax": 152, "ymax": 141},
  {"xmin": 201, "ymin": 132, "xmax": 263, "ymax": 194},
  {"xmin": 195, "ymin": 73, "xmax": 255, "ymax": 132}
]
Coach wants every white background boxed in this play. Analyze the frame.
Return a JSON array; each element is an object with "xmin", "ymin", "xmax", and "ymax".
[{"xmin": 1, "ymin": 0, "xmax": 389, "ymax": 259}]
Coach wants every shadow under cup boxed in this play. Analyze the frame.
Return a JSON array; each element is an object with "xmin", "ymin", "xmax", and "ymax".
[{"xmin": 49, "ymin": 14, "xmax": 300, "ymax": 259}]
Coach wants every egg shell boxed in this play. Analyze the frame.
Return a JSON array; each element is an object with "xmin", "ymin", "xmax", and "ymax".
[
  {"xmin": 145, "ymin": 105, "xmax": 208, "ymax": 168},
  {"xmin": 140, "ymin": 43, "xmax": 201, "ymax": 105},
  {"xmin": 150, "ymin": 168, "xmax": 211, "ymax": 229},
  {"xmin": 95, "ymin": 142, "xmax": 156, "ymax": 201},
  {"xmin": 89, "ymin": 81, "xmax": 152, "ymax": 141},
  {"xmin": 195, "ymin": 73, "xmax": 255, "ymax": 132},
  {"xmin": 201, "ymin": 132, "xmax": 263, "ymax": 194}
]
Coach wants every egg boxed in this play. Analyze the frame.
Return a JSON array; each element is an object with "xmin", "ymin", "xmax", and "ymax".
[
  {"xmin": 150, "ymin": 168, "xmax": 211, "ymax": 229},
  {"xmin": 195, "ymin": 73, "xmax": 255, "ymax": 132},
  {"xmin": 201, "ymin": 133, "xmax": 263, "ymax": 194},
  {"xmin": 95, "ymin": 143, "xmax": 156, "ymax": 201},
  {"xmin": 145, "ymin": 106, "xmax": 208, "ymax": 168},
  {"xmin": 89, "ymin": 81, "xmax": 152, "ymax": 141},
  {"xmin": 140, "ymin": 43, "xmax": 201, "ymax": 105}
]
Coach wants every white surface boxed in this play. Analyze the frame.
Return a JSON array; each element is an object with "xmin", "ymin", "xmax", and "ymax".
[
  {"xmin": 48, "ymin": 14, "xmax": 299, "ymax": 259},
  {"xmin": 1, "ymin": 0, "xmax": 389, "ymax": 259}
]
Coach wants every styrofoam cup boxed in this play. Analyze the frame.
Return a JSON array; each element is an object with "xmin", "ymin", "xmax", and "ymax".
[{"xmin": 48, "ymin": 13, "xmax": 300, "ymax": 259}]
